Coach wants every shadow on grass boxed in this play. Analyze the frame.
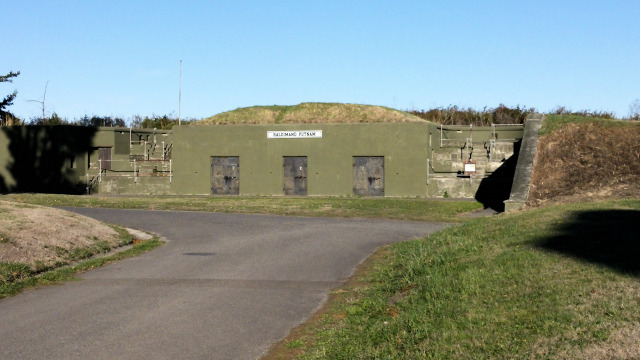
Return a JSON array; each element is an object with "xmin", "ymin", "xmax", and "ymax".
[{"xmin": 535, "ymin": 209, "xmax": 640, "ymax": 276}]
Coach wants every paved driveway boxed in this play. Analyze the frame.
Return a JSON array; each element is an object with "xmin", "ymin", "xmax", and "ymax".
[{"xmin": 0, "ymin": 208, "xmax": 448, "ymax": 360}]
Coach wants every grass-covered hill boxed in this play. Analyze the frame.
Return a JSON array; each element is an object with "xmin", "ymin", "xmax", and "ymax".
[
  {"xmin": 529, "ymin": 115, "xmax": 640, "ymax": 205},
  {"xmin": 197, "ymin": 103, "xmax": 427, "ymax": 125}
]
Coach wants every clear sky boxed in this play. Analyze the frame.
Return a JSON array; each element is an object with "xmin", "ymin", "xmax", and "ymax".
[{"xmin": 3, "ymin": 1, "xmax": 639, "ymax": 123}]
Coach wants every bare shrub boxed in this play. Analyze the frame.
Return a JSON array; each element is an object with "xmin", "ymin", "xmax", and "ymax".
[
  {"xmin": 628, "ymin": 99, "xmax": 640, "ymax": 121},
  {"xmin": 409, "ymin": 104, "xmax": 533, "ymax": 125}
]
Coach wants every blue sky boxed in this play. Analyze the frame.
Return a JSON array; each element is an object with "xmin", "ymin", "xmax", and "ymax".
[{"xmin": 3, "ymin": 1, "xmax": 639, "ymax": 122}]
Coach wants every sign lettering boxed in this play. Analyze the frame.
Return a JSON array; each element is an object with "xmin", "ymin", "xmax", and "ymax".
[{"xmin": 267, "ymin": 130, "xmax": 323, "ymax": 139}]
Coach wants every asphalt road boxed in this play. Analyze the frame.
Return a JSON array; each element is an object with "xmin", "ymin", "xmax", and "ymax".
[{"xmin": 0, "ymin": 208, "xmax": 448, "ymax": 360}]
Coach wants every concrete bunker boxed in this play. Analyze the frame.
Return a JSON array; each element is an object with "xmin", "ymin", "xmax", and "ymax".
[
  {"xmin": 0, "ymin": 114, "xmax": 527, "ymax": 206},
  {"xmin": 169, "ymin": 121, "xmax": 524, "ymax": 200}
]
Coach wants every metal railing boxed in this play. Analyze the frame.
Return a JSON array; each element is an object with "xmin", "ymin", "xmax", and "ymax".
[
  {"xmin": 89, "ymin": 158, "xmax": 173, "ymax": 185},
  {"xmin": 488, "ymin": 124, "xmax": 524, "ymax": 161},
  {"xmin": 490, "ymin": 123, "xmax": 524, "ymax": 142},
  {"xmin": 129, "ymin": 128, "xmax": 173, "ymax": 161},
  {"xmin": 85, "ymin": 174, "xmax": 100, "ymax": 194},
  {"xmin": 437, "ymin": 123, "xmax": 524, "ymax": 162}
]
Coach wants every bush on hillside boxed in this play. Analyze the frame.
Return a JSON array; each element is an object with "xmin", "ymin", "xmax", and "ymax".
[
  {"xmin": 550, "ymin": 106, "xmax": 616, "ymax": 119},
  {"xmin": 409, "ymin": 104, "xmax": 534, "ymax": 125}
]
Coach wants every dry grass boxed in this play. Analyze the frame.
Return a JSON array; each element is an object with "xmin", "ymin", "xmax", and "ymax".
[
  {"xmin": 197, "ymin": 103, "xmax": 427, "ymax": 125},
  {"xmin": 571, "ymin": 324, "xmax": 640, "ymax": 359},
  {"xmin": 529, "ymin": 121, "xmax": 640, "ymax": 206},
  {"xmin": 0, "ymin": 200, "xmax": 119, "ymax": 268}
]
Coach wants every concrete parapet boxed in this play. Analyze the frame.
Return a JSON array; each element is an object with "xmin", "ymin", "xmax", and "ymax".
[{"xmin": 504, "ymin": 114, "xmax": 544, "ymax": 211}]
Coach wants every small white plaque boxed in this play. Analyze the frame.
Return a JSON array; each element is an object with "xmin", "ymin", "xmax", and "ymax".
[
  {"xmin": 464, "ymin": 163, "xmax": 476, "ymax": 173},
  {"xmin": 267, "ymin": 130, "xmax": 322, "ymax": 139}
]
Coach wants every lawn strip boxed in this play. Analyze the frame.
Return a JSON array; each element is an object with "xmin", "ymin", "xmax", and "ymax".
[{"xmin": 1, "ymin": 194, "xmax": 482, "ymax": 222}]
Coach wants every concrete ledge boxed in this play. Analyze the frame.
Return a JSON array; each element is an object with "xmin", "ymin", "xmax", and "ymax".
[
  {"xmin": 504, "ymin": 114, "xmax": 544, "ymax": 212},
  {"xmin": 504, "ymin": 200, "xmax": 527, "ymax": 212}
]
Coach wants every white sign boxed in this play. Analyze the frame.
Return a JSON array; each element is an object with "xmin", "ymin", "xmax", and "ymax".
[
  {"xmin": 267, "ymin": 130, "xmax": 323, "ymax": 139},
  {"xmin": 464, "ymin": 161, "xmax": 476, "ymax": 175}
]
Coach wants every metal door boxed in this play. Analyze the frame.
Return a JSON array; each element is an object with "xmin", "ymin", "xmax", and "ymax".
[
  {"xmin": 211, "ymin": 156, "xmax": 239, "ymax": 195},
  {"xmin": 283, "ymin": 156, "xmax": 307, "ymax": 195},
  {"xmin": 353, "ymin": 156, "xmax": 384, "ymax": 196},
  {"xmin": 98, "ymin": 147, "xmax": 112, "ymax": 170}
]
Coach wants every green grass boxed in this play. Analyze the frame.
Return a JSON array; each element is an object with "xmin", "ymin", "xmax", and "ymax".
[
  {"xmin": 0, "ymin": 194, "xmax": 482, "ymax": 222},
  {"xmin": 0, "ymin": 237, "xmax": 163, "ymax": 299},
  {"xmin": 540, "ymin": 114, "xmax": 639, "ymax": 135},
  {"xmin": 274, "ymin": 199, "xmax": 640, "ymax": 359}
]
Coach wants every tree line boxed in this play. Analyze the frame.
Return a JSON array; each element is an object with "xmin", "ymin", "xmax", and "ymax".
[
  {"xmin": 1, "ymin": 70, "xmax": 191, "ymax": 129},
  {"xmin": 25, "ymin": 113, "xmax": 192, "ymax": 129},
  {"xmin": 3, "ymin": 70, "xmax": 639, "ymax": 128},
  {"xmin": 407, "ymin": 104, "xmax": 640, "ymax": 125}
]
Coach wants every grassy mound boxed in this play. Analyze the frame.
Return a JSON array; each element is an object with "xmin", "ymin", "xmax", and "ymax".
[
  {"xmin": 0, "ymin": 200, "xmax": 162, "ymax": 299},
  {"xmin": 197, "ymin": 103, "xmax": 427, "ymax": 125},
  {"xmin": 0, "ymin": 200, "xmax": 124, "ymax": 272},
  {"xmin": 529, "ymin": 115, "xmax": 640, "ymax": 205}
]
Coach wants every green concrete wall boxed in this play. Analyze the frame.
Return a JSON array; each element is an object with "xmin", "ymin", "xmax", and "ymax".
[
  {"xmin": 0, "ymin": 123, "xmax": 524, "ymax": 198},
  {"xmin": 171, "ymin": 123, "xmax": 432, "ymax": 196},
  {"xmin": 98, "ymin": 176, "xmax": 172, "ymax": 195},
  {"xmin": 0, "ymin": 126, "xmax": 101, "ymax": 193},
  {"xmin": 0, "ymin": 126, "xmax": 163, "ymax": 193}
]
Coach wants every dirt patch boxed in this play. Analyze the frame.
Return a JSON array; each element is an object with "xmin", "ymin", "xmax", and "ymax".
[
  {"xmin": 0, "ymin": 200, "xmax": 120, "ymax": 268},
  {"xmin": 529, "ymin": 122, "xmax": 640, "ymax": 205}
]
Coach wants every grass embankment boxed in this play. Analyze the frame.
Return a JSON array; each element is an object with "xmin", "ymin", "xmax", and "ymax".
[
  {"xmin": 530, "ymin": 115, "xmax": 640, "ymax": 205},
  {"xmin": 1, "ymin": 194, "xmax": 482, "ymax": 223},
  {"xmin": 267, "ymin": 199, "xmax": 640, "ymax": 359},
  {"xmin": 0, "ymin": 200, "xmax": 163, "ymax": 299},
  {"xmin": 0, "ymin": 238, "xmax": 162, "ymax": 299}
]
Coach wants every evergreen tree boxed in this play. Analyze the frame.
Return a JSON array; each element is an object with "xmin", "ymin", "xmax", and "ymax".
[
  {"xmin": 1, "ymin": 71, "xmax": 20, "ymax": 112},
  {"xmin": 1, "ymin": 71, "xmax": 20, "ymax": 125}
]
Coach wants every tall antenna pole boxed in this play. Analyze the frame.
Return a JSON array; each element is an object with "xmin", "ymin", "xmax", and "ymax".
[{"xmin": 178, "ymin": 60, "xmax": 182, "ymax": 126}]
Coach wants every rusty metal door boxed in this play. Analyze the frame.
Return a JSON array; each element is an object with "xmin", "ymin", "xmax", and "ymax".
[
  {"xmin": 283, "ymin": 156, "xmax": 307, "ymax": 195},
  {"xmin": 353, "ymin": 156, "xmax": 384, "ymax": 196},
  {"xmin": 98, "ymin": 147, "xmax": 112, "ymax": 170},
  {"xmin": 211, "ymin": 156, "xmax": 239, "ymax": 195}
]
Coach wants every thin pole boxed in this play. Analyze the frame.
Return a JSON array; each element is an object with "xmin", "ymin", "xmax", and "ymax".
[
  {"xmin": 426, "ymin": 159, "xmax": 430, "ymax": 185},
  {"xmin": 179, "ymin": 60, "xmax": 182, "ymax": 126}
]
